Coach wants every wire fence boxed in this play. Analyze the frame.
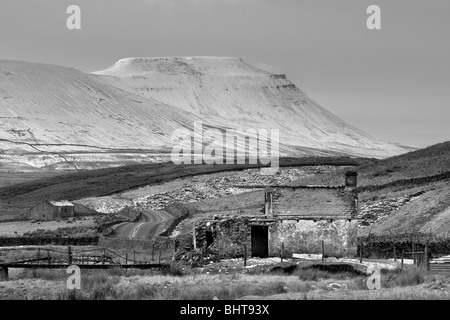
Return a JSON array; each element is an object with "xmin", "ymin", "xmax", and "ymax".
[
  {"xmin": 358, "ymin": 231, "xmax": 450, "ymax": 272},
  {"xmin": 0, "ymin": 244, "xmax": 173, "ymax": 266}
]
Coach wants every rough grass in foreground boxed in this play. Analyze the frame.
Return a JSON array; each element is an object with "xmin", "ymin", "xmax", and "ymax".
[
  {"xmin": 381, "ymin": 266, "xmax": 426, "ymax": 288},
  {"xmin": 293, "ymin": 268, "xmax": 357, "ymax": 281},
  {"xmin": 12, "ymin": 264, "xmax": 450, "ymax": 300}
]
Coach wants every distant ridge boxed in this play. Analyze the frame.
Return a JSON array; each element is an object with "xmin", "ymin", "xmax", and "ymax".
[{"xmin": 93, "ymin": 56, "xmax": 410, "ymax": 157}]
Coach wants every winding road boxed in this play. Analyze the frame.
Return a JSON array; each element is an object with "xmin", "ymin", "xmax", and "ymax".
[{"xmin": 113, "ymin": 209, "xmax": 174, "ymax": 240}]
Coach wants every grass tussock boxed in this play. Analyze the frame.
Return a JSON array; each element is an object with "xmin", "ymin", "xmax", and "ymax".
[
  {"xmin": 381, "ymin": 266, "xmax": 427, "ymax": 288},
  {"xmin": 136, "ymin": 280, "xmax": 288, "ymax": 300},
  {"xmin": 292, "ymin": 266, "xmax": 359, "ymax": 282},
  {"xmin": 18, "ymin": 269, "xmax": 67, "ymax": 281}
]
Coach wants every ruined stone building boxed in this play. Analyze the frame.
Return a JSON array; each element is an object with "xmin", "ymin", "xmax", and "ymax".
[
  {"xmin": 29, "ymin": 200, "xmax": 75, "ymax": 220},
  {"xmin": 194, "ymin": 171, "xmax": 359, "ymax": 258}
]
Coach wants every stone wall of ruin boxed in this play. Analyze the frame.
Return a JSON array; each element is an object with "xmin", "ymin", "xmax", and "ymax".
[{"xmin": 269, "ymin": 219, "xmax": 358, "ymax": 257}]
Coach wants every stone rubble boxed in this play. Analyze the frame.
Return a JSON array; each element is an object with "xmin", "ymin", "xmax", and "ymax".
[
  {"xmin": 184, "ymin": 256, "xmax": 399, "ymax": 275},
  {"xmin": 77, "ymin": 166, "xmax": 335, "ymax": 214},
  {"xmin": 358, "ymin": 193, "xmax": 422, "ymax": 228}
]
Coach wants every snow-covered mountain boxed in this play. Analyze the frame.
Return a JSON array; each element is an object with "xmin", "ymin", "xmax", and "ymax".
[
  {"xmin": 93, "ymin": 57, "xmax": 407, "ymax": 157},
  {"xmin": 0, "ymin": 57, "xmax": 409, "ymax": 171}
]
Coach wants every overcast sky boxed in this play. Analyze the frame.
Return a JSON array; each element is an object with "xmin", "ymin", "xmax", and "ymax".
[{"xmin": 1, "ymin": 0, "xmax": 449, "ymax": 147}]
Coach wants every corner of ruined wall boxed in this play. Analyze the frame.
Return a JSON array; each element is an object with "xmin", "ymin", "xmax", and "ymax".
[{"xmin": 196, "ymin": 218, "xmax": 251, "ymax": 258}]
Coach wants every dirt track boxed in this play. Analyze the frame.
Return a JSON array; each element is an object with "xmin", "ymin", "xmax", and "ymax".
[{"xmin": 113, "ymin": 210, "xmax": 174, "ymax": 240}]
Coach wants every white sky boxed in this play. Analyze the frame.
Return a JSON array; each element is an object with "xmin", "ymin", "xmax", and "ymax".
[{"xmin": 1, "ymin": 0, "xmax": 449, "ymax": 147}]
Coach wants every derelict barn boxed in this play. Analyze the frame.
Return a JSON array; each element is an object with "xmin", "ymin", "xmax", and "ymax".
[
  {"xmin": 28, "ymin": 200, "xmax": 98, "ymax": 221},
  {"xmin": 29, "ymin": 200, "xmax": 75, "ymax": 221},
  {"xmin": 194, "ymin": 171, "xmax": 359, "ymax": 258}
]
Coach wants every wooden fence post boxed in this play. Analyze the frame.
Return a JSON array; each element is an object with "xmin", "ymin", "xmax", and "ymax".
[
  {"xmin": 359, "ymin": 242, "xmax": 363, "ymax": 263},
  {"xmin": 424, "ymin": 243, "xmax": 429, "ymax": 271},
  {"xmin": 393, "ymin": 244, "xmax": 397, "ymax": 262},
  {"xmin": 243, "ymin": 244, "xmax": 247, "ymax": 267},
  {"xmin": 133, "ymin": 250, "xmax": 136, "ymax": 264},
  {"xmin": 401, "ymin": 250, "xmax": 404, "ymax": 271},
  {"xmin": 321, "ymin": 240, "xmax": 325, "ymax": 262},
  {"xmin": 281, "ymin": 242, "xmax": 284, "ymax": 262},
  {"xmin": 158, "ymin": 248, "xmax": 162, "ymax": 264},
  {"xmin": 200, "ymin": 246, "xmax": 204, "ymax": 267},
  {"xmin": 68, "ymin": 246, "xmax": 72, "ymax": 265},
  {"xmin": 102, "ymin": 249, "xmax": 106, "ymax": 265},
  {"xmin": 126, "ymin": 253, "xmax": 128, "ymax": 265}
]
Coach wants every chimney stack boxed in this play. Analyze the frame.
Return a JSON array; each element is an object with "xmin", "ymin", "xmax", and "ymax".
[
  {"xmin": 345, "ymin": 171, "xmax": 358, "ymax": 189},
  {"xmin": 264, "ymin": 188, "xmax": 274, "ymax": 215}
]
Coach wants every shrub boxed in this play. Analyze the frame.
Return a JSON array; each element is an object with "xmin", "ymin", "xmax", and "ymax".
[
  {"xmin": 161, "ymin": 263, "xmax": 184, "ymax": 277},
  {"xmin": 134, "ymin": 284, "xmax": 159, "ymax": 299},
  {"xmin": 295, "ymin": 268, "xmax": 332, "ymax": 281},
  {"xmin": 381, "ymin": 267, "xmax": 427, "ymax": 288},
  {"xmin": 56, "ymin": 289, "xmax": 86, "ymax": 300},
  {"xmin": 89, "ymin": 282, "xmax": 117, "ymax": 300}
]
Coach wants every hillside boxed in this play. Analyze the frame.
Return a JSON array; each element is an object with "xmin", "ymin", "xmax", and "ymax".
[
  {"xmin": 0, "ymin": 58, "xmax": 410, "ymax": 172},
  {"xmin": 361, "ymin": 180, "xmax": 450, "ymax": 237},
  {"xmin": 0, "ymin": 156, "xmax": 369, "ymax": 221},
  {"xmin": 293, "ymin": 141, "xmax": 450, "ymax": 188},
  {"xmin": 293, "ymin": 142, "xmax": 450, "ymax": 237}
]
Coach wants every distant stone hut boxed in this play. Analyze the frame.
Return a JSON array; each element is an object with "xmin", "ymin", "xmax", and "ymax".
[
  {"xmin": 29, "ymin": 200, "xmax": 75, "ymax": 221},
  {"xmin": 194, "ymin": 171, "xmax": 359, "ymax": 258},
  {"xmin": 29, "ymin": 200, "xmax": 98, "ymax": 221}
]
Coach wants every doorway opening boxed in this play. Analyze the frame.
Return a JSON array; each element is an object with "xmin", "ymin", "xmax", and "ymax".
[{"xmin": 251, "ymin": 226, "xmax": 269, "ymax": 258}]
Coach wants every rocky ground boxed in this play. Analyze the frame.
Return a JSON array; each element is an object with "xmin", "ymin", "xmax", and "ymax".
[
  {"xmin": 358, "ymin": 192, "xmax": 424, "ymax": 229},
  {"xmin": 76, "ymin": 166, "xmax": 336, "ymax": 214},
  {"xmin": 74, "ymin": 164, "xmax": 431, "ymax": 242},
  {"xmin": 182, "ymin": 256, "xmax": 403, "ymax": 276}
]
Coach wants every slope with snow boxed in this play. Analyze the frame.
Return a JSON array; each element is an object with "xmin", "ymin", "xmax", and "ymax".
[
  {"xmin": 0, "ymin": 60, "xmax": 201, "ymax": 148},
  {"xmin": 93, "ymin": 57, "xmax": 407, "ymax": 158},
  {"xmin": 0, "ymin": 60, "xmax": 203, "ymax": 170},
  {"xmin": 0, "ymin": 57, "xmax": 409, "ymax": 171}
]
